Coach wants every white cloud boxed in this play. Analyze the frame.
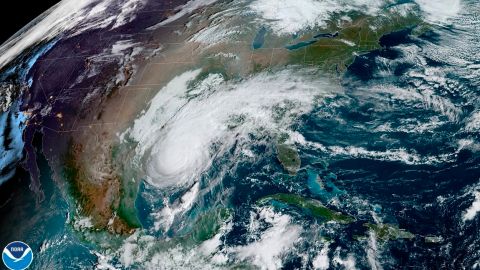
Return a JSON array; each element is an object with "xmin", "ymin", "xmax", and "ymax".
[
  {"xmin": 233, "ymin": 208, "xmax": 302, "ymax": 270},
  {"xmin": 249, "ymin": 0, "xmax": 383, "ymax": 35},
  {"xmin": 312, "ymin": 245, "xmax": 330, "ymax": 270},
  {"xmin": 149, "ymin": 0, "xmax": 218, "ymax": 29},
  {"xmin": 463, "ymin": 191, "xmax": 480, "ymax": 222},
  {"xmin": 415, "ymin": 0, "xmax": 461, "ymax": 24},
  {"xmin": 0, "ymin": 0, "xmax": 146, "ymax": 69},
  {"xmin": 125, "ymin": 68, "xmax": 334, "ymax": 188}
]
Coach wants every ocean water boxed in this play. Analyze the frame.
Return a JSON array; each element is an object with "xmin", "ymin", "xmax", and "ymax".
[
  {"xmin": 0, "ymin": 1, "xmax": 479, "ymax": 268},
  {"xmin": 135, "ymin": 22, "xmax": 480, "ymax": 268},
  {"xmin": 0, "ymin": 145, "xmax": 96, "ymax": 269}
]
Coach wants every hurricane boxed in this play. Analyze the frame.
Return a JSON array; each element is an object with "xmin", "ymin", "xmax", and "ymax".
[{"xmin": 0, "ymin": 0, "xmax": 479, "ymax": 269}]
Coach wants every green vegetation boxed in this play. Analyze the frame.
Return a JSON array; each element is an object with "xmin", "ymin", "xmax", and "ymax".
[
  {"xmin": 276, "ymin": 144, "xmax": 301, "ymax": 175},
  {"xmin": 190, "ymin": 208, "xmax": 231, "ymax": 243},
  {"xmin": 259, "ymin": 193, "xmax": 355, "ymax": 224},
  {"xmin": 364, "ymin": 223, "xmax": 415, "ymax": 241},
  {"xmin": 117, "ymin": 179, "xmax": 142, "ymax": 229},
  {"xmin": 289, "ymin": 11, "xmax": 424, "ymax": 73},
  {"xmin": 63, "ymin": 142, "xmax": 141, "ymax": 234},
  {"xmin": 113, "ymin": 144, "xmax": 142, "ymax": 229},
  {"xmin": 425, "ymin": 235, "xmax": 444, "ymax": 244}
]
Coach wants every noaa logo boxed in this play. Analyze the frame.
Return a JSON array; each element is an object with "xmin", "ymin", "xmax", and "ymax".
[{"xmin": 2, "ymin": 241, "xmax": 33, "ymax": 270}]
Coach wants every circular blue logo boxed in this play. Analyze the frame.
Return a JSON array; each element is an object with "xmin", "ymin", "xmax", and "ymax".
[{"xmin": 2, "ymin": 241, "xmax": 33, "ymax": 270}]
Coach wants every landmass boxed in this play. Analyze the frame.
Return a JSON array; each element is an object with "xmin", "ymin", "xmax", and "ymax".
[{"xmin": 258, "ymin": 193, "xmax": 355, "ymax": 224}]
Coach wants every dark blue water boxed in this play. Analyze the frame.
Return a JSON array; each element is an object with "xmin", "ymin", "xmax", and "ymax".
[
  {"xmin": 286, "ymin": 32, "xmax": 339, "ymax": 50},
  {"xmin": 60, "ymin": 23, "xmax": 478, "ymax": 268},
  {"xmin": 1, "ymin": 8, "xmax": 479, "ymax": 269},
  {"xmin": 339, "ymin": 27, "xmax": 480, "ymax": 268},
  {"xmin": 0, "ymin": 146, "xmax": 96, "ymax": 269},
  {"xmin": 313, "ymin": 32, "xmax": 339, "ymax": 39},
  {"xmin": 252, "ymin": 27, "xmax": 267, "ymax": 50},
  {"xmin": 176, "ymin": 26, "xmax": 480, "ymax": 269},
  {"xmin": 285, "ymin": 39, "xmax": 318, "ymax": 50}
]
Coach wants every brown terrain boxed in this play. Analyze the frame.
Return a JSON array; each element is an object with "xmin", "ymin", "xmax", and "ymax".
[{"xmin": 60, "ymin": 5, "xmax": 297, "ymax": 234}]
